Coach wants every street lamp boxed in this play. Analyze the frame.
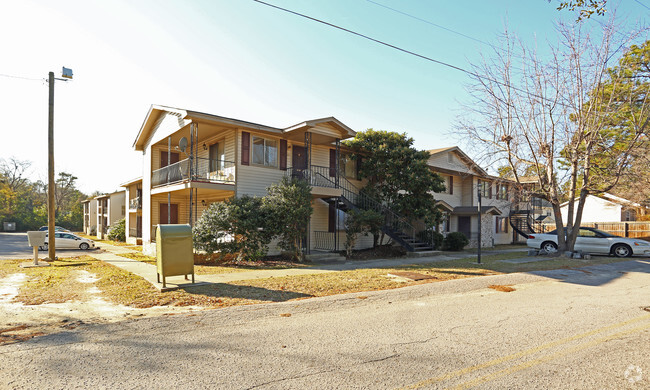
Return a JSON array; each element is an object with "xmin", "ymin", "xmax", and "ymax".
[
  {"xmin": 46, "ymin": 67, "xmax": 73, "ymax": 261},
  {"xmin": 477, "ymin": 181, "xmax": 482, "ymax": 264}
]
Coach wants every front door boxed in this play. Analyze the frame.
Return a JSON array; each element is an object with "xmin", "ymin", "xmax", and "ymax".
[
  {"xmin": 136, "ymin": 216, "xmax": 142, "ymax": 237},
  {"xmin": 292, "ymin": 146, "xmax": 307, "ymax": 179},
  {"xmin": 160, "ymin": 203, "xmax": 179, "ymax": 224},
  {"xmin": 458, "ymin": 216, "xmax": 471, "ymax": 240}
]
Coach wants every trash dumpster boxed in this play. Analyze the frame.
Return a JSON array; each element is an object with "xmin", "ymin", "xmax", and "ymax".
[{"xmin": 156, "ymin": 224, "xmax": 195, "ymax": 288}]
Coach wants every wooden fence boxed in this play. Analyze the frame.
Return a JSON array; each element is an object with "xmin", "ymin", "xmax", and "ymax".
[{"xmin": 541, "ymin": 221, "xmax": 650, "ymax": 239}]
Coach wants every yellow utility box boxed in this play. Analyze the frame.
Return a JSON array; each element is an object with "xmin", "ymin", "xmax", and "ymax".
[{"xmin": 156, "ymin": 224, "xmax": 195, "ymax": 288}]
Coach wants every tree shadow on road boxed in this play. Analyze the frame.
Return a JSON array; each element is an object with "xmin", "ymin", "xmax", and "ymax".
[
  {"xmin": 182, "ymin": 283, "xmax": 313, "ymax": 302},
  {"xmin": 529, "ymin": 259, "xmax": 650, "ymax": 286}
]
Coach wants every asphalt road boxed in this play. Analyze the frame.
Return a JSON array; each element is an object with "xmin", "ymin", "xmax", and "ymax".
[
  {"xmin": 0, "ymin": 259, "xmax": 648, "ymax": 389},
  {"xmin": 0, "ymin": 232, "xmax": 95, "ymax": 259}
]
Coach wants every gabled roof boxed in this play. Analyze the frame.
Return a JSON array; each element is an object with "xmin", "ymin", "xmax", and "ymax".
[
  {"xmin": 427, "ymin": 146, "xmax": 488, "ymax": 177},
  {"xmin": 120, "ymin": 177, "xmax": 143, "ymax": 187},
  {"xmin": 283, "ymin": 116, "xmax": 356, "ymax": 137},
  {"xmin": 95, "ymin": 190, "xmax": 126, "ymax": 200},
  {"xmin": 133, "ymin": 105, "xmax": 356, "ymax": 151}
]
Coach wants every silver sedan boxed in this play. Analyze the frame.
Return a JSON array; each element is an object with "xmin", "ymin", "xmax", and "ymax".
[{"xmin": 527, "ymin": 227, "xmax": 650, "ymax": 257}]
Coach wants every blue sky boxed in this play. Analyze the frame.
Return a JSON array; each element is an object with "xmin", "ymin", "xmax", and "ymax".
[{"xmin": 0, "ymin": 0, "xmax": 647, "ymax": 193}]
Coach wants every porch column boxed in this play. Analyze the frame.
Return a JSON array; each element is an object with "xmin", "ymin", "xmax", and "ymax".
[
  {"xmin": 335, "ymin": 138, "xmax": 340, "ymax": 188},
  {"xmin": 304, "ymin": 132, "xmax": 312, "ymax": 170}
]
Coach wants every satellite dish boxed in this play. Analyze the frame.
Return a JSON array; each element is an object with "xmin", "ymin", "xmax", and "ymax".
[{"xmin": 179, "ymin": 137, "xmax": 188, "ymax": 153}]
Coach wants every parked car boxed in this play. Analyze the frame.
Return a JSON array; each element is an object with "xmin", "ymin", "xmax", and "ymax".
[
  {"xmin": 527, "ymin": 227, "xmax": 650, "ymax": 258},
  {"xmin": 38, "ymin": 226, "xmax": 71, "ymax": 233},
  {"xmin": 39, "ymin": 232, "xmax": 96, "ymax": 251}
]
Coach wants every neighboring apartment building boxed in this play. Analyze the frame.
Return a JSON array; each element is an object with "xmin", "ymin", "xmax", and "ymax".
[
  {"xmin": 426, "ymin": 147, "xmax": 516, "ymax": 247},
  {"xmin": 129, "ymin": 105, "xmax": 405, "ymax": 256},
  {"xmin": 122, "ymin": 177, "xmax": 143, "ymax": 245},
  {"xmin": 81, "ymin": 198, "xmax": 97, "ymax": 235},
  {"xmin": 95, "ymin": 190, "xmax": 126, "ymax": 239}
]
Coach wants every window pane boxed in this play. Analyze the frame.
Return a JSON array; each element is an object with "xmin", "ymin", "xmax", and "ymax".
[
  {"xmin": 265, "ymin": 139, "xmax": 277, "ymax": 167},
  {"xmin": 252, "ymin": 137, "xmax": 264, "ymax": 165}
]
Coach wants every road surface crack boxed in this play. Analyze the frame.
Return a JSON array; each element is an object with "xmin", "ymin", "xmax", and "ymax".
[{"xmin": 245, "ymin": 367, "xmax": 338, "ymax": 389}]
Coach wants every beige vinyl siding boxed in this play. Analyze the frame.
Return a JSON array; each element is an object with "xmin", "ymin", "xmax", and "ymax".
[
  {"xmin": 310, "ymin": 145, "xmax": 331, "ymax": 168},
  {"xmin": 428, "ymin": 151, "xmax": 474, "ymax": 174},
  {"xmin": 236, "ymin": 165, "xmax": 285, "ymax": 197},
  {"xmin": 461, "ymin": 177, "xmax": 474, "ymax": 206},
  {"xmin": 311, "ymin": 124, "xmax": 341, "ymax": 139},
  {"xmin": 236, "ymin": 129, "xmax": 285, "ymax": 197}
]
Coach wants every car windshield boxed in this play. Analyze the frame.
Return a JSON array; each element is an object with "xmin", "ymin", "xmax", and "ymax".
[{"xmin": 545, "ymin": 227, "xmax": 618, "ymax": 238}]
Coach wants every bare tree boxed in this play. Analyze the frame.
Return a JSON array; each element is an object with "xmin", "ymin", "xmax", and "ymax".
[
  {"xmin": 456, "ymin": 18, "xmax": 649, "ymax": 253},
  {"xmin": 0, "ymin": 157, "xmax": 32, "ymax": 192}
]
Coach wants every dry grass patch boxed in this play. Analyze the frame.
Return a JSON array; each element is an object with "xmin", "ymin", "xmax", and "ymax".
[
  {"xmin": 489, "ymin": 285, "xmax": 516, "ymax": 292},
  {"xmin": 115, "ymin": 252, "xmax": 308, "ymax": 276}
]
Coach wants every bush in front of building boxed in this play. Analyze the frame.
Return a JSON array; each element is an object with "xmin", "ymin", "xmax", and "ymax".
[
  {"xmin": 107, "ymin": 218, "xmax": 126, "ymax": 242},
  {"xmin": 193, "ymin": 195, "xmax": 275, "ymax": 262},
  {"xmin": 443, "ymin": 232, "xmax": 469, "ymax": 251}
]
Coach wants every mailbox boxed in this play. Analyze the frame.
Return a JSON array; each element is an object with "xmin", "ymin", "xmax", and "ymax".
[
  {"xmin": 156, "ymin": 224, "xmax": 195, "ymax": 288},
  {"xmin": 27, "ymin": 231, "xmax": 47, "ymax": 247},
  {"xmin": 25, "ymin": 231, "xmax": 48, "ymax": 266}
]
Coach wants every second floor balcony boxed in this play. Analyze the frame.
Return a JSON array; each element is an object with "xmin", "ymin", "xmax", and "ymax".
[
  {"xmin": 129, "ymin": 197, "xmax": 142, "ymax": 211},
  {"xmin": 152, "ymin": 157, "xmax": 236, "ymax": 188}
]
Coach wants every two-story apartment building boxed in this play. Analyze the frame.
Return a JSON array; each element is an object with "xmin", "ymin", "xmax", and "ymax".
[
  {"xmin": 81, "ymin": 198, "xmax": 97, "ymax": 236},
  {"xmin": 129, "ymin": 105, "xmax": 397, "ymax": 255},
  {"xmin": 95, "ymin": 190, "xmax": 126, "ymax": 239},
  {"xmin": 427, "ymin": 147, "xmax": 519, "ymax": 247}
]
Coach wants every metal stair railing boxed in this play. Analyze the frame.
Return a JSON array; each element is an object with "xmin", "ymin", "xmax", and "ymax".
[{"xmin": 287, "ymin": 165, "xmax": 420, "ymax": 248}]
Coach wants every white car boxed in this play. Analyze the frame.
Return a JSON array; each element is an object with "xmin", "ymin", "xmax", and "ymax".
[
  {"xmin": 39, "ymin": 232, "xmax": 96, "ymax": 251},
  {"xmin": 527, "ymin": 227, "xmax": 650, "ymax": 257}
]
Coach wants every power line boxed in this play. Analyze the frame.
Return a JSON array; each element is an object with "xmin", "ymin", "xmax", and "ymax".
[
  {"xmin": 252, "ymin": 0, "xmax": 560, "ymax": 106},
  {"xmin": 364, "ymin": 0, "xmax": 501, "ymax": 52},
  {"xmin": 0, "ymin": 73, "xmax": 43, "ymax": 82},
  {"xmin": 633, "ymin": 0, "xmax": 650, "ymax": 11}
]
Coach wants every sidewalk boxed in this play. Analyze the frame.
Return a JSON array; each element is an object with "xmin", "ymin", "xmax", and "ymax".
[{"xmin": 91, "ymin": 244, "xmax": 529, "ymax": 292}]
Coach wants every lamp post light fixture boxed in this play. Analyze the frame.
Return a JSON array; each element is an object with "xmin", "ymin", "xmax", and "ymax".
[{"xmin": 46, "ymin": 67, "xmax": 73, "ymax": 261}]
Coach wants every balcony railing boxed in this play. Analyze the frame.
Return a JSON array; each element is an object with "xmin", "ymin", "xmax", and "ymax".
[
  {"xmin": 286, "ymin": 165, "xmax": 338, "ymax": 189},
  {"xmin": 128, "ymin": 227, "xmax": 142, "ymax": 238},
  {"xmin": 129, "ymin": 197, "xmax": 141, "ymax": 210},
  {"xmin": 152, "ymin": 158, "xmax": 236, "ymax": 187}
]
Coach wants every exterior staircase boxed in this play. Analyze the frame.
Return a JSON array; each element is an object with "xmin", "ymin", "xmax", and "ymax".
[
  {"xmin": 310, "ymin": 169, "xmax": 433, "ymax": 252},
  {"xmin": 509, "ymin": 210, "xmax": 536, "ymax": 238}
]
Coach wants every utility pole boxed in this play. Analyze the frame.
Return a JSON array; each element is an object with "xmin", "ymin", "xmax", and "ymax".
[
  {"xmin": 46, "ymin": 67, "xmax": 73, "ymax": 261},
  {"xmin": 47, "ymin": 71, "xmax": 55, "ymax": 261}
]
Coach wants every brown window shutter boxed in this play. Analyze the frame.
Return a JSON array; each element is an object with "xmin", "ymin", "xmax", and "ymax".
[
  {"xmin": 449, "ymin": 175, "xmax": 454, "ymax": 195},
  {"xmin": 241, "ymin": 132, "xmax": 250, "ymax": 165},
  {"xmin": 329, "ymin": 149, "xmax": 337, "ymax": 177},
  {"xmin": 161, "ymin": 151, "xmax": 168, "ymax": 168},
  {"xmin": 328, "ymin": 202, "xmax": 336, "ymax": 232},
  {"xmin": 279, "ymin": 140, "xmax": 287, "ymax": 170},
  {"xmin": 488, "ymin": 183, "xmax": 493, "ymax": 198}
]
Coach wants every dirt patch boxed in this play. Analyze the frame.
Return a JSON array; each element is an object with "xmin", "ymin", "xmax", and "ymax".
[
  {"xmin": 0, "ymin": 260, "xmax": 205, "ymax": 344},
  {"xmin": 488, "ymin": 284, "xmax": 516, "ymax": 292}
]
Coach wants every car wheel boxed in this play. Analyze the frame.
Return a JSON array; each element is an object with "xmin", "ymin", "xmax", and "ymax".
[
  {"xmin": 541, "ymin": 241, "xmax": 558, "ymax": 252},
  {"xmin": 79, "ymin": 242, "xmax": 89, "ymax": 250},
  {"xmin": 611, "ymin": 244, "xmax": 632, "ymax": 258},
  {"xmin": 39, "ymin": 243, "xmax": 48, "ymax": 251}
]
